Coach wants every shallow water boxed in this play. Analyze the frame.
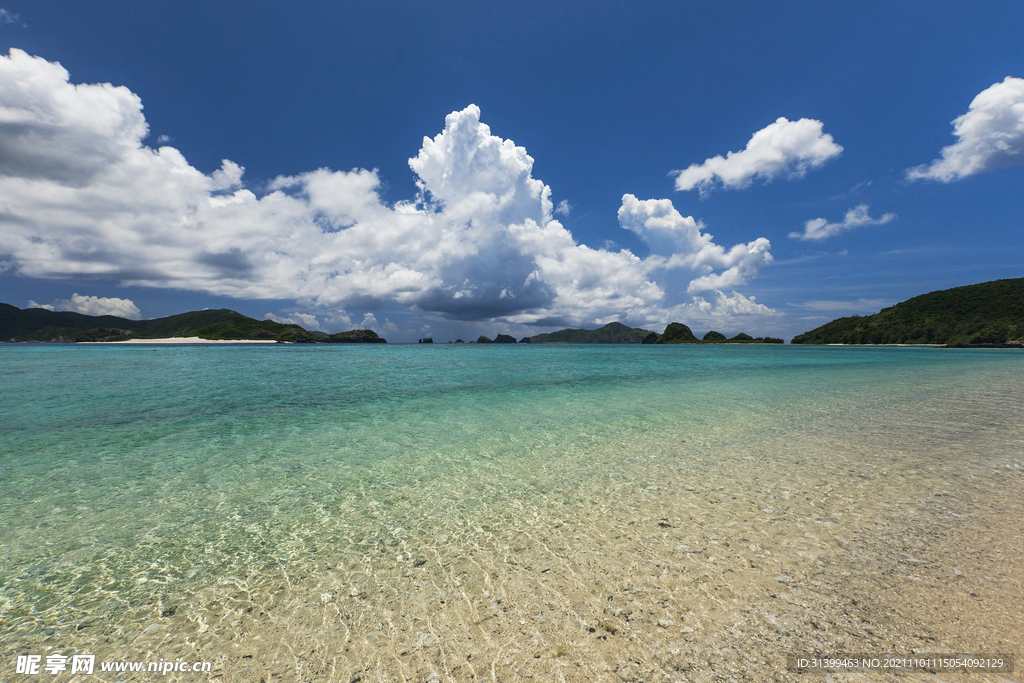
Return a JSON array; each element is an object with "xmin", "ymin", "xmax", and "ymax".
[{"xmin": 1, "ymin": 344, "xmax": 1022, "ymax": 682}]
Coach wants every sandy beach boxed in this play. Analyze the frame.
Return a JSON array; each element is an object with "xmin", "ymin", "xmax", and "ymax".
[{"xmin": 81, "ymin": 337, "xmax": 282, "ymax": 344}]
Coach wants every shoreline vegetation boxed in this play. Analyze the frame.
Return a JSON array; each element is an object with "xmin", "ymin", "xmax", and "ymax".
[
  {"xmin": 0, "ymin": 304, "xmax": 386, "ymax": 344},
  {"xmin": 0, "ymin": 303, "xmax": 781, "ymax": 346},
  {"xmin": 85, "ymin": 337, "xmax": 280, "ymax": 344},
  {"xmin": 792, "ymin": 277, "xmax": 1024, "ymax": 347},
  {"xmin": 4, "ymin": 277, "xmax": 1022, "ymax": 346}
]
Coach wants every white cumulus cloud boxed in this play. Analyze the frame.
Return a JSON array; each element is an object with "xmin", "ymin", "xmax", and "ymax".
[
  {"xmin": 264, "ymin": 312, "xmax": 323, "ymax": 330},
  {"xmin": 39, "ymin": 293, "xmax": 142, "ymax": 319},
  {"xmin": 646, "ymin": 291, "xmax": 780, "ymax": 336},
  {"xmin": 0, "ymin": 49, "xmax": 779, "ymax": 331},
  {"xmin": 907, "ymin": 76, "xmax": 1024, "ymax": 182},
  {"xmin": 789, "ymin": 204, "xmax": 896, "ymax": 241},
  {"xmin": 618, "ymin": 195, "xmax": 773, "ymax": 293},
  {"xmin": 674, "ymin": 117, "xmax": 843, "ymax": 195},
  {"xmin": 697, "ymin": 290, "xmax": 777, "ymax": 317}
]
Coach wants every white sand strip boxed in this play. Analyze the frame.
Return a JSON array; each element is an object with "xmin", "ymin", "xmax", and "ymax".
[{"xmin": 81, "ymin": 337, "xmax": 282, "ymax": 344}]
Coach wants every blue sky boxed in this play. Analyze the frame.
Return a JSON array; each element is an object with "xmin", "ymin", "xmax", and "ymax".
[{"xmin": 1, "ymin": 1, "xmax": 1022, "ymax": 341}]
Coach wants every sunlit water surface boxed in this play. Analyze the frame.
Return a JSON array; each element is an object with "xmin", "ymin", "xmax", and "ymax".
[{"xmin": 1, "ymin": 344, "xmax": 1022, "ymax": 682}]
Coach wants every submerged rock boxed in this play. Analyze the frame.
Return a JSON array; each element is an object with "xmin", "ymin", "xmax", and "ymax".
[{"xmin": 617, "ymin": 663, "xmax": 638, "ymax": 681}]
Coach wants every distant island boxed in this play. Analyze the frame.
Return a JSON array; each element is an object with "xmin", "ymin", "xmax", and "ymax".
[
  {"xmin": 519, "ymin": 321, "xmax": 782, "ymax": 344},
  {"xmin": 521, "ymin": 322, "xmax": 654, "ymax": 343},
  {"xmin": 792, "ymin": 278, "xmax": 1024, "ymax": 346},
  {"xmin": 642, "ymin": 322, "xmax": 782, "ymax": 344},
  {"xmin": 0, "ymin": 304, "xmax": 386, "ymax": 343}
]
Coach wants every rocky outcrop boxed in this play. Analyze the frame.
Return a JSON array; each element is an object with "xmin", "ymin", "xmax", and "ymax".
[
  {"xmin": 646, "ymin": 323, "xmax": 781, "ymax": 344},
  {"xmin": 654, "ymin": 323, "xmax": 698, "ymax": 344},
  {"xmin": 327, "ymin": 329, "xmax": 387, "ymax": 343}
]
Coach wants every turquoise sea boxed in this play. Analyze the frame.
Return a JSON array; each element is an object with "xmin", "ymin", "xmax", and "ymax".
[{"xmin": 1, "ymin": 344, "xmax": 1022, "ymax": 682}]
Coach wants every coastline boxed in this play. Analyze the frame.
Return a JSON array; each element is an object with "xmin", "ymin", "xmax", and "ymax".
[{"xmin": 80, "ymin": 337, "xmax": 282, "ymax": 344}]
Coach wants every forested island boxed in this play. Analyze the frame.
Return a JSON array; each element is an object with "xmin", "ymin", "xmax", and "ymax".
[
  {"xmin": 0, "ymin": 304, "xmax": 386, "ymax": 343},
  {"xmin": 641, "ymin": 322, "xmax": 782, "ymax": 344},
  {"xmin": 21, "ymin": 276, "xmax": 1020, "ymax": 347},
  {"xmin": 520, "ymin": 322, "xmax": 654, "ymax": 343},
  {"xmin": 519, "ymin": 321, "xmax": 782, "ymax": 344},
  {"xmin": 792, "ymin": 278, "xmax": 1024, "ymax": 346}
]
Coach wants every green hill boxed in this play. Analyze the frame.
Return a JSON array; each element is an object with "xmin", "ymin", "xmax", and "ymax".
[
  {"xmin": 521, "ymin": 321, "xmax": 655, "ymax": 343},
  {"xmin": 521, "ymin": 320, "xmax": 781, "ymax": 345},
  {"xmin": 326, "ymin": 329, "xmax": 386, "ymax": 343},
  {"xmin": 0, "ymin": 304, "xmax": 386, "ymax": 343},
  {"xmin": 791, "ymin": 278, "xmax": 1024, "ymax": 346},
  {"xmin": 650, "ymin": 322, "xmax": 698, "ymax": 343},
  {"xmin": 641, "ymin": 322, "xmax": 781, "ymax": 344}
]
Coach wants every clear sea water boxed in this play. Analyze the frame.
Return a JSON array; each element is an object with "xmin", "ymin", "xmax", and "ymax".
[{"xmin": 1, "ymin": 344, "xmax": 1022, "ymax": 682}]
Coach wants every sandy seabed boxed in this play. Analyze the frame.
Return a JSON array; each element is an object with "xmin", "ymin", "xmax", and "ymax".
[
  {"xmin": 177, "ymin": 439, "xmax": 1023, "ymax": 683},
  {"xmin": 4, "ymin": 363, "xmax": 1022, "ymax": 683}
]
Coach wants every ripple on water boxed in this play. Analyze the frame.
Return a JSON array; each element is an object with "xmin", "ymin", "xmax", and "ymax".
[{"xmin": 1, "ymin": 345, "xmax": 1022, "ymax": 681}]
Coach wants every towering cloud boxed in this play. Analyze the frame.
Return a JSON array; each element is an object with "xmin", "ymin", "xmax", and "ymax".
[
  {"xmin": 0, "ymin": 49, "xmax": 777, "ymax": 329},
  {"xmin": 907, "ymin": 76, "xmax": 1024, "ymax": 182},
  {"xmin": 674, "ymin": 117, "xmax": 842, "ymax": 195},
  {"xmin": 617, "ymin": 195, "xmax": 773, "ymax": 293}
]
